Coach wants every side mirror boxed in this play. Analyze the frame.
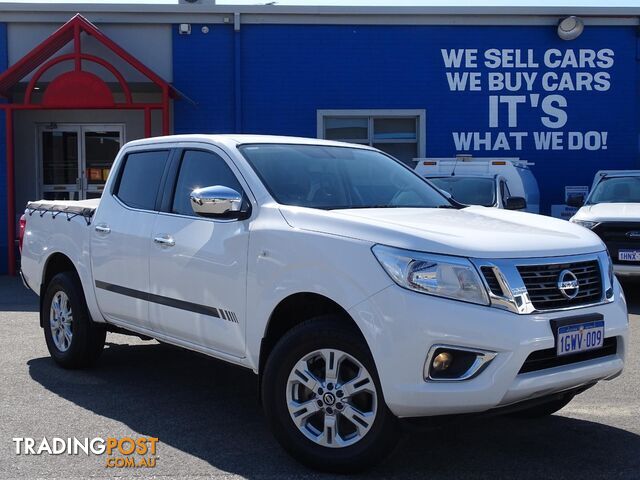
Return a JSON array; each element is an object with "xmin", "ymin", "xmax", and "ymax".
[
  {"xmin": 505, "ymin": 196, "xmax": 527, "ymax": 210},
  {"xmin": 566, "ymin": 194, "xmax": 585, "ymax": 208},
  {"xmin": 190, "ymin": 186, "xmax": 243, "ymax": 217}
]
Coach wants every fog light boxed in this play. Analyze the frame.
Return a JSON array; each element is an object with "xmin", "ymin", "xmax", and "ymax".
[
  {"xmin": 432, "ymin": 352, "xmax": 453, "ymax": 371},
  {"xmin": 425, "ymin": 345, "xmax": 497, "ymax": 381}
]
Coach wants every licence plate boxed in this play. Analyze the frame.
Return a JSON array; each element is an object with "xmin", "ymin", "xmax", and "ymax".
[
  {"xmin": 619, "ymin": 249, "xmax": 640, "ymax": 262},
  {"xmin": 557, "ymin": 320, "xmax": 604, "ymax": 356}
]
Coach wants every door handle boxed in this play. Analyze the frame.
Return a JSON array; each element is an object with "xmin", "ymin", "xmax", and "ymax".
[
  {"xmin": 154, "ymin": 235, "xmax": 175, "ymax": 247},
  {"xmin": 94, "ymin": 224, "xmax": 111, "ymax": 234}
]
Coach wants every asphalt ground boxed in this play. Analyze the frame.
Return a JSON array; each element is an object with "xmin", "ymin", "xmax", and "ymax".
[{"xmin": 0, "ymin": 275, "xmax": 638, "ymax": 479}]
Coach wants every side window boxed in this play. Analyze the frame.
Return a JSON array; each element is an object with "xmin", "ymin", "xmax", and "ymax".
[
  {"xmin": 171, "ymin": 150, "xmax": 244, "ymax": 217},
  {"xmin": 115, "ymin": 150, "xmax": 170, "ymax": 210}
]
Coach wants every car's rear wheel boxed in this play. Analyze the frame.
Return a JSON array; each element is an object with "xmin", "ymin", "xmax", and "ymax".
[
  {"xmin": 262, "ymin": 316, "xmax": 400, "ymax": 473},
  {"xmin": 43, "ymin": 272, "xmax": 106, "ymax": 369}
]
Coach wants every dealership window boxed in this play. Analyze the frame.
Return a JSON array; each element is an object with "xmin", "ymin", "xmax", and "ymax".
[{"xmin": 317, "ymin": 110, "xmax": 426, "ymax": 166}]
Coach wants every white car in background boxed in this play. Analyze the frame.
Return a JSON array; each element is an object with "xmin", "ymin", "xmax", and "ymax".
[
  {"xmin": 415, "ymin": 156, "xmax": 540, "ymax": 213},
  {"xmin": 570, "ymin": 170, "xmax": 640, "ymax": 277}
]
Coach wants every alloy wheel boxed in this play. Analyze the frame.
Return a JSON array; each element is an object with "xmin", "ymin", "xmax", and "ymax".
[
  {"xmin": 50, "ymin": 291, "xmax": 73, "ymax": 352},
  {"xmin": 286, "ymin": 348, "xmax": 378, "ymax": 448}
]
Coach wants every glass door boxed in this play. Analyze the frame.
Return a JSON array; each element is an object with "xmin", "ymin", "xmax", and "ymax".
[
  {"xmin": 39, "ymin": 124, "xmax": 124, "ymax": 200},
  {"xmin": 40, "ymin": 126, "xmax": 82, "ymax": 200},
  {"xmin": 82, "ymin": 126, "xmax": 124, "ymax": 199}
]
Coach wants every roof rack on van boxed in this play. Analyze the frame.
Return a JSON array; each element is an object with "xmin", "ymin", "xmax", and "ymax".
[{"xmin": 415, "ymin": 156, "xmax": 534, "ymax": 170}]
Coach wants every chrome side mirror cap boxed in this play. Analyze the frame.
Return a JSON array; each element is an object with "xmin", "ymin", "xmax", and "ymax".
[{"xmin": 190, "ymin": 185, "xmax": 243, "ymax": 217}]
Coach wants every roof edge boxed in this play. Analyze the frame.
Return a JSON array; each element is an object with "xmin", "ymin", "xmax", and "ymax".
[{"xmin": 0, "ymin": 3, "xmax": 639, "ymax": 17}]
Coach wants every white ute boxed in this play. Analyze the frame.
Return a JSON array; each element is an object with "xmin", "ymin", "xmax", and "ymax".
[
  {"xmin": 20, "ymin": 135, "xmax": 628, "ymax": 472},
  {"xmin": 570, "ymin": 170, "xmax": 640, "ymax": 277}
]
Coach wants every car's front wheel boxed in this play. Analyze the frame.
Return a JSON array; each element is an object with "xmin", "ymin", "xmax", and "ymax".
[{"xmin": 261, "ymin": 316, "xmax": 400, "ymax": 473}]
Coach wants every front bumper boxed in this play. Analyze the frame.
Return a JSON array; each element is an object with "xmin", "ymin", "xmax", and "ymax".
[
  {"xmin": 614, "ymin": 263, "xmax": 640, "ymax": 277},
  {"xmin": 349, "ymin": 280, "xmax": 628, "ymax": 418}
]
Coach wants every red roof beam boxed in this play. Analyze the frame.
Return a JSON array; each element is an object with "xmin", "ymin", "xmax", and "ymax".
[{"xmin": 0, "ymin": 13, "xmax": 176, "ymax": 99}]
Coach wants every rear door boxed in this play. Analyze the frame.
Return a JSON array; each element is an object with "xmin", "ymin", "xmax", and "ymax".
[
  {"xmin": 91, "ymin": 148, "xmax": 172, "ymax": 331},
  {"xmin": 148, "ymin": 146, "xmax": 251, "ymax": 357}
]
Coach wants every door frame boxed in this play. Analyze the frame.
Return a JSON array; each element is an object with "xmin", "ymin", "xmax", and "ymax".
[
  {"xmin": 37, "ymin": 124, "xmax": 82, "ymax": 200},
  {"xmin": 37, "ymin": 123, "xmax": 126, "ymax": 200}
]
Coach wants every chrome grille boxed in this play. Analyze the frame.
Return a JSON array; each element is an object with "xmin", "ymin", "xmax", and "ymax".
[
  {"xmin": 480, "ymin": 266, "xmax": 503, "ymax": 296},
  {"xmin": 516, "ymin": 260, "xmax": 602, "ymax": 310},
  {"xmin": 591, "ymin": 222, "xmax": 640, "ymax": 265}
]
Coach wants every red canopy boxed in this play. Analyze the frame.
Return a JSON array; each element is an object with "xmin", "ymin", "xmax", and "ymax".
[{"xmin": 0, "ymin": 13, "xmax": 177, "ymax": 103}]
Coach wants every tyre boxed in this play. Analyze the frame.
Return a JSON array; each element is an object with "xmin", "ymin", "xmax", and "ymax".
[
  {"xmin": 509, "ymin": 394, "xmax": 575, "ymax": 419},
  {"xmin": 261, "ymin": 316, "xmax": 400, "ymax": 473},
  {"xmin": 42, "ymin": 272, "xmax": 106, "ymax": 369}
]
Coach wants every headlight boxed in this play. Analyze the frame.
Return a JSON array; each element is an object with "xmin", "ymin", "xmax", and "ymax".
[
  {"xmin": 570, "ymin": 219, "xmax": 599, "ymax": 229},
  {"xmin": 604, "ymin": 250, "xmax": 614, "ymax": 299},
  {"xmin": 372, "ymin": 245, "xmax": 489, "ymax": 305}
]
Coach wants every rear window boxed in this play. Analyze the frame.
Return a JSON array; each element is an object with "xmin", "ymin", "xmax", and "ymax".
[{"xmin": 115, "ymin": 150, "xmax": 170, "ymax": 210}]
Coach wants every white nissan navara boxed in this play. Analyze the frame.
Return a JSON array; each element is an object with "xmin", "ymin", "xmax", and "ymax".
[{"xmin": 19, "ymin": 135, "xmax": 628, "ymax": 473}]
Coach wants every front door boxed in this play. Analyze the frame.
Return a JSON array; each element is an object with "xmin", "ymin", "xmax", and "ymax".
[
  {"xmin": 39, "ymin": 124, "xmax": 124, "ymax": 200},
  {"xmin": 148, "ymin": 147, "xmax": 251, "ymax": 358}
]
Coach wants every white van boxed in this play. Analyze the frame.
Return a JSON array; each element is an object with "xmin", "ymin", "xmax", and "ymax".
[{"xmin": 415, "ymin": 156, "xmax": 540, "ymax": 214}]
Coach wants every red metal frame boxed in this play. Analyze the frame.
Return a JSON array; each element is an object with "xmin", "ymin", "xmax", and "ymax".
[
  {"xmin": 25, "ymin": 53, "xmax": 133, "ymax": 104},
  {"xmin": 0, "ymin": 14, "xmax": 176, "ymax": 274},
  {"xmin": 5, "ymin": 109, "xmax": 14, "ymax": 275}
]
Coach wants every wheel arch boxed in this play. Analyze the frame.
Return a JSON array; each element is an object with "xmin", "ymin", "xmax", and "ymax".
[
  {"xmin": 258, "ymin": 292, "xmax": 368, "ymax": 390},
  {"xmin": 39, "ymin": 252, "xmax": 82, "ymax": 328}
]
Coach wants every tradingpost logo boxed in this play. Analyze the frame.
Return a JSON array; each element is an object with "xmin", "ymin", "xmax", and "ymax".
[{"xmin": 12, "ymin": 436, "xmax": 159, "ymax": 468}]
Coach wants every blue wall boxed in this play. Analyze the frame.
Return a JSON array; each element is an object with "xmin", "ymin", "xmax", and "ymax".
[
  {"xmin": 173, "ymin": 23, "xmax": 639, "ymax": 215},
  {"xmin": 0, "ymin": 23, "xmax": 7, "ymax": 274}
]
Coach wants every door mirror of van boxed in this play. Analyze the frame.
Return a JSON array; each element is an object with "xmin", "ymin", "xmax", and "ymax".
[
  {"xmin": 566, "ymin": 194, "xmax": 585, "ymax": 208},
  {"xmin": 190, "ymin": 186, "xmax": 243, "ymax": 217},
  {"xmin": 505, "ymin": 196, "xmax": 527, "ymax": 210}
]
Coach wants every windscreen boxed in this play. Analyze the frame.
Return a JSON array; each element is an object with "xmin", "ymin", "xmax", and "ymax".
[
  {"xmin": 587, "ymin": 176, "xmax": 640, "ymax": 204},
  {"xmin": 239, "ymin": 144, "xmax": 454, "ymax": 210},
  {"xmin": 428, "ymin": 176, "xmax": 496, "ymax": 207}
]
